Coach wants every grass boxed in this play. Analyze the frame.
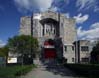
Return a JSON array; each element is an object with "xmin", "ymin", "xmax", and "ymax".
[
  {"xmin": 0, "ymin": 64, "xmax": 36, "ymax": 78},
  {"xmin": 64, "ymin": 63, "xmax": 99, "ymax": 78}
]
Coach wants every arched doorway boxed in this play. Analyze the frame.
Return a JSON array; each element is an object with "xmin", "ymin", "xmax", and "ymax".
[
  {"xmin": 38, "ymin": 18, "xmax": 63, "ymax": 65},
  {"xmin": 44, "ymin": 39, "xmax": 57, "ymax": 59},
  {"xmin": 40, "ymin": 39, "xmax": 57, "ymax": 65},
  {"xmin": 43, "ymin": 39, "xmax": 57, "ymax": 59}
]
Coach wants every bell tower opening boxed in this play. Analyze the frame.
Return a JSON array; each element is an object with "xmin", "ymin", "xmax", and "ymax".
[{"xmin": 40, "ymin": 18, "xmax": 59, "ymax": 39}]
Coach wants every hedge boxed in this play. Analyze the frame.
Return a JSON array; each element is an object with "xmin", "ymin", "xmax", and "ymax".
[{"xmin": 64, "ymin": 64, "xmax": 99, "ymax": 78}]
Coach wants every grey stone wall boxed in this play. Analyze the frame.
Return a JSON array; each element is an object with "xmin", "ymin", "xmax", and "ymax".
[
  {"xmin": 20, "ymin": 16, "xmax": 31, "ymax": 35},
  {"xmin": 20, "ymin": 11, "xmax": 76, "ymax": 44}
]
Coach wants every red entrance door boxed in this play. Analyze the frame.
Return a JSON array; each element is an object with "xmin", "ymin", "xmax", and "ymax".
[
  {"xmin": 44, "ymin": 39, "xmax": 56, "ymax": 59},
  {"xmin": 44, "ymin": 48, "xmax": 56, "ymax": 59}
]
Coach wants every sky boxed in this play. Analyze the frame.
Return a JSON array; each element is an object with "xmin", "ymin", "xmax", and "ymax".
[{"xmin": 0, "ymin": 0, "xmax": 99, "ymax": 47}]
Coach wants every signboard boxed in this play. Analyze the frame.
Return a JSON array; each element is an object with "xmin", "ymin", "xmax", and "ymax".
[{"xmin": 8, "ymin": 58, "xmax": 17, "ymax": 63}]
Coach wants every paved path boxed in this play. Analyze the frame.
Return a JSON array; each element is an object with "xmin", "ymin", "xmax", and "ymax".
[{"xmin": 20, "ymin": 59, "xmax": 85, "ymax": 78}]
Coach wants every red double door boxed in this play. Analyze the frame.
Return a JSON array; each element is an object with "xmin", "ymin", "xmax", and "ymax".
[{"xmin": 44, "ymin": 48, "xmax": 56, "ymax": 59}]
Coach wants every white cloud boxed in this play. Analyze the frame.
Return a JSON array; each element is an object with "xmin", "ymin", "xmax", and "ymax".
[
  {"xmin": 76, "ymin": 0, "xmax": 95, "ymax": 10},
  {"xmin": 35, "ymin": 0, "xmax": 53, "ymax": 11},
  {"xmin": 76, "ymin": 0, "xmax": 99, "ymax": 12},
  {"xmin": 77, "ymin": 22, "xmax": 99, "ymax": 40},
  {"xmin": 91, "ymin": 22, "xmax": 99, "ymax": 29},
  {"xmin": 65, "ymin": 13, "xmax": 70, "ymax": 18},
  {"xmin": 49, "ymin": 7, "xmax": 58, "ymax": 12},
  {"xmin": 74, "ymin": 13, "xmax": 89, "ymax": 24},
  {"xmin": 0, "ymin": 40, "xmax": 6, "ymax": 48},
  {"xmin": 14, "ymin": 0, "xmax": 53, "ymax": 13},
  {"xmin": 14, "ymin": 0, "xmax": 71, "ymax": 13},
  {"xmin": 94, "ymin": 6, "xmax": 99, "ymax": 12},
  {"xmin": 51, "ymin": 0, "xmax": 69, "ymax": 12},
  {"xmin": 34, "ymin": 14, "xmax": 41, "ymax": 20}
]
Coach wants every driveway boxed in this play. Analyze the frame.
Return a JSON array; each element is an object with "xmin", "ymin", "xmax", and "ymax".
[{"xmin": 20, "ymin": 59, "xmax": 85, "ymax": 78}]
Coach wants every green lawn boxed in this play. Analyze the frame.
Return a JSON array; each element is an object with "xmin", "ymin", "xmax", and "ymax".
[{"xmin": 0, "ymin": 64, "xmax": 36, "ymax": 78}]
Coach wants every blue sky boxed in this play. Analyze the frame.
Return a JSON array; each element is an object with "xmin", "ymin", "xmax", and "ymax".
[{"xmin": 0, "ymin": 0, "xmax": 99, "ymax": 47}]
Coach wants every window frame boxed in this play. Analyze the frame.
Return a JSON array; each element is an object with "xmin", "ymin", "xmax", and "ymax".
[{"xmin": 81, "ymin": 46, "xmax": 89, "ymax": 51}]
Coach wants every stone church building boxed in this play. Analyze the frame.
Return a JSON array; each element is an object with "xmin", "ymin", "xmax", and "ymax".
[
  {"xmin": 19, "ymin": 11, "xmax": 90, "ymax": 63},
  {"xmin": 19, "ymin": 11, "xmax": 76, "ymax": 63}
]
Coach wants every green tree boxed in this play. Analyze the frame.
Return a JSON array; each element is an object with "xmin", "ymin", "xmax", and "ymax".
[
  {"xmin": 0, "ymin": 46, "xmax": 9, "ymax": 57},
  {"xmin": 7, "ymin": 35, "xmax": 39, "ymax": 64},
  {"xmin": 91, "ymin": 42, "xmax": 99, "ymax": 64},
  {"xmin": 0, "ymin": 46, "xmax": 9, "ymax": 66}
]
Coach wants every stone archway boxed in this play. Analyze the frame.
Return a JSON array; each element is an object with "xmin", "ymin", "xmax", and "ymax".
[
  {"xmin": 43, "ymin": 39, "xmax": 56, "ymax": 59},
  {"xmin": 40, "ymin": 39, "xmax": 57, "ymax": 65},
  {"xmin": 41, "ymin": 11, "xmax": 59, "ymax": 22},
  {"xmin": 40, "ymin": 18, "xmax": 59, "ymax": 39}
]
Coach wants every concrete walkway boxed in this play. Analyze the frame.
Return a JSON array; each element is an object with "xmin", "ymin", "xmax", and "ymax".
[
  {"xmin": 20, "ymin": 60, "xmax": 85, "ymax": 78},
  {"xmin": 20, "ymin": 66, "xmax": 85, "ymax": 78}
]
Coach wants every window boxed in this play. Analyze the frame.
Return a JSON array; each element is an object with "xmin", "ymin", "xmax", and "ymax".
[
  {"xmin": 42, "ymin": 28, "xmax": 44, "ymax": 36},
  {"xmin": 72, "ymin": 58, "xmax": 75, "ymax": 62},
  {"xmin": 46, "ymin": 29, "xmax": 50, "ymax": 34},
  {"xmin": 81, "ymin": 58, "xmax": 89, "ymax": 62},
  {"xmin": 81, "ymin": 46, "xmax": 89, "ymax": 51},
  {"xmin": 72, "ymin": 46, "xmax": 74, "ymax": 51},
  {"xmin": 61, "ymin": 23, "xmax": 63, "ymax": 27},
  {"xmin": 64, "ymin": 46, "xmax": 67, "ymax": 52},
  {"xmin": 54, "ymin": 29, "xmax": 55, "ymax": 34},
  {"xmin": 51, "ymin": 25, "xmax": 53, "ymax": 31}
]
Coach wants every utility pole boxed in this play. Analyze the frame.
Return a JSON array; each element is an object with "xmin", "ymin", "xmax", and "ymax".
[
  {"xmin": 31, "ymin": 14, "xmax": 33, "ymax": 36},
  {"xmin": 75, "ymin": 25, "xmax": 79, "ymax": 63},
  {"xmin": 31, "ymin": 13, "xmax": 33, "ymax": 64},
  {"xmin": 58, "ymin": 12, "xmax": 60, "ymax": 37}
]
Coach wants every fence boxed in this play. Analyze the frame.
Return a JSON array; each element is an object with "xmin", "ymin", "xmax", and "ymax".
[{"xmin": 0, "ymin": 57, "xmax": 6, "ymax": 67}]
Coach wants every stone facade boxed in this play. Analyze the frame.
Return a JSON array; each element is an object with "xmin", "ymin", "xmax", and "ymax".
[
  {"xmin": 74, "ymin": 40, "xmax": 91, "ymax": 63},
  {"xmin": 19, "ymin": 11, "xmax": 77, "ymax": 63},
  {"xmin": 20, "ymin": 16, "xmax": 31, "ymax": 35}
]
